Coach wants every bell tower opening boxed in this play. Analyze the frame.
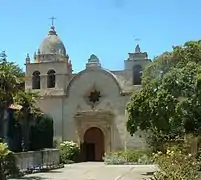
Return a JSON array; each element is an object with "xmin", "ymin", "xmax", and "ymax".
[
  {"xmin": 82, "ymin": 127, "xmax": 105, "ymax": 161},
  {"xmin": 133, "ymin": 65, "xmax": 142, "ymax": 85}
]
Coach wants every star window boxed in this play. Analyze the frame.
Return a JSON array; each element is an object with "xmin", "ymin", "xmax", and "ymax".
[{"xmin": 88, "ymin": 89, "xmax": 101, "ymax": 103}]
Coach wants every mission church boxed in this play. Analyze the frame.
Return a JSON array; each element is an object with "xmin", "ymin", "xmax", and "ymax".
[{"xmin": 25, "ymin": 23, "xmax": 151, "ymax": 161}]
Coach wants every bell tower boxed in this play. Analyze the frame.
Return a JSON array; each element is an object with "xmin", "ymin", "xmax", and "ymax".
[
  {"xmin": 124, "ymin": 44, "xmax": 151, "ymax": 85},
  {"xmin": 25, "ymin": 21, "xmax": 72, "ymax": 95}
]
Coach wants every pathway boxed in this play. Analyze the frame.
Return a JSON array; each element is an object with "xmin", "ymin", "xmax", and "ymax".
[{"xmin": 12, "ymin": 162, "xmax": 157, "ymax": 180}]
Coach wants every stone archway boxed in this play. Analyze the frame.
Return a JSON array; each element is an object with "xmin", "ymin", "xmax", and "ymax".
[
  {"xmin": 74, "ymin": 110, "xmax": 113, "ymax": 162},
  {"xmin": 82, "ymin": 127, "xmax": 105, "ymax": 161}
]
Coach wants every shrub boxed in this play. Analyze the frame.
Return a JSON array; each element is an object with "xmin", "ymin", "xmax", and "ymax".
[
  {"xmin": 58, "ymin": 141, "xmax": 80, "ymax": 164},
  {"xmin": 124, "ymin": 149, "xmax": 152, "ymax": 163},
  {"xmin": 103, "ymin": 152, "xmax": 127, "ymax": 165},
  {"xmin": 29, "ymin": 115, "xmax": 53, "ymax": 151},
  {"xmin": 145, "ymin": 130, "xmax": 184, "ymax": 153},
  {"xmin": 137, "ymin": 154, "xmax": 153, "ymax": 164},
  {"xmin": 103, "ymin": 149, "xmax": 153, "ymax": 165},
  {"xmin": 153, "ymin": 143, "xmax": 201, "ymax": 180},
  {"xmin": 0, "ymin": 142, "xmax": 20, "ymax": 178}
]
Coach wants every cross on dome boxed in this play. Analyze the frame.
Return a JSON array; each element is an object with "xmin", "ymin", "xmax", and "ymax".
[{"xmin": 49, "ymin": 16, "xmax": 56, "ymax": 27}]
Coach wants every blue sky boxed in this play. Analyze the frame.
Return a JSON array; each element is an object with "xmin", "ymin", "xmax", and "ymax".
[{"xmin": 0, "ymin": 0, "xmax": 201, "ymax": 72}]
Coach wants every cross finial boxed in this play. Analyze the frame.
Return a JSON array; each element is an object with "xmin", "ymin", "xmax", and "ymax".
[
  {"xmin": 133, "ymin": 36, "xmax": 141, "ymax": 53},
  {"xmin": 49, "ymin": 16, "xmax": 56, "ymax": 26},
  {"xmin": 133, "ymin": 36, "xmax": 141, "ymax": 43}
]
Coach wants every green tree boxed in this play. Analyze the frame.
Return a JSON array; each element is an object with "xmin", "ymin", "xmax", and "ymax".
[
  {"xmin": 14, "ymin": 90, "xmax": 41, "ymax": 151},
  {"xmin": 0, "ymin": 51, "xmax": 41, "ymax": 151},
  {"xmin": 126, "ymin": 40, "xmax": 201, "ymax": 147},
  {"xmin": 0, "ymin": 53, "xmax": 24, "ymax": 138}
]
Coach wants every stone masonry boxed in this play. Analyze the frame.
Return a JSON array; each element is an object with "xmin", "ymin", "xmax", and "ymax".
[{"xmin": 25, "ymin": 24, "xmax": 151, "ymax": 159}]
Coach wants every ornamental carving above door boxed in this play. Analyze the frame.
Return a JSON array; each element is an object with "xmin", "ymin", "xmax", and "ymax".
[{"xmin": 84, "ymin": 85, "xmax": 101, "ymax": 109}]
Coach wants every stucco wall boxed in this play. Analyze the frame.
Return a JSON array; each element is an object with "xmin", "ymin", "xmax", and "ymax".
[
  {"xmin": 63, "ymin": 68, "xmax": 145, "ymax": 150},
  {"xmin": 35, "ymin": 67, "xmax": 147, "ymax": 151},
  {"xmin": 38, "ymin": 97, "xmax": 64, "ymax": 140}
]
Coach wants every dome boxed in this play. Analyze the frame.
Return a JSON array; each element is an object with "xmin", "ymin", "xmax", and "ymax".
[{"xmin": 39, "ymin": 26, "xmax": 66, "ymax": 56}]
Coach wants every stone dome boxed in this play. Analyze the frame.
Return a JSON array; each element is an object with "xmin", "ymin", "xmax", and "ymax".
[{"xmin": 39, "ymin": 26, "xmax": 66, "ymax": 56}]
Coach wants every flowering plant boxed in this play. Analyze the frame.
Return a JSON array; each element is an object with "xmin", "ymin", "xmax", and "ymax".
[
  {"xmin": 58, "ymin": 141, "xmax": 80, "ymax": 164},
  {"xmin": 153, "ymin": 144, "xmax": 201, "ymax": 180},
  {"xmin": 0, "ymin": 142, "xmax": 20, "ymax": 178}
]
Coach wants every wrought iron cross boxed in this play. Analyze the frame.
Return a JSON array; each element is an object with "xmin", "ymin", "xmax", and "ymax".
[
  {"xmin": 49, "ymin": 16, "xmax": 56, "ymax": 26},
  {"xmin": 133, "ymin": 36, "xmax": 141, "ymax": 43}
]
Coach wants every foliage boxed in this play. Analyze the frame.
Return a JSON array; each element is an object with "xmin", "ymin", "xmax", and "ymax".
[
  {"xmin": 58, "ymin": 141, "xmax": 80, "ymax": 164},
  {"xmin": 0, "ymin": 61, "xmax": 24, "ymax": 140},
  {"xmin": 152, "ymin": 141, "xmax": 201, "ymax": 180},
  {"xmin": 6, "ymin": 109, "xmax": 22, "ymax": 152},
  {"xmin": 123, "ymin": 149, "xmax": 152, "ymax": 163},
  {"xmin": 0, "ymin": 142, "xmax": 20, "ymax": 178},
  {"xmin": 126, "ymin": 40, "xmax": 201, "ymax": 147},
  {"xmin": 145, "ymin": 131, "xmax": 185, "ymax": 153},
  {"xmin": 29, "ymin": 114, "xmax": 54, "ymax": 151},
  {"xmin": 103, "ymin": 152, "xmax": 127, "ymax": 165},
  {"xmin": 0, "ymin": 53, "xmax": 55, "ymax": 176},
  {"xmin": 14, "ymin": 90, "xmax": 41, "ymax": 116},
  {"xmin": 103, "ymin": 149, "xmax": 153, "ymax": 165},
  {"xmin": 13, "ymin": 90, "xmax": 41, "ymax": 151},
  {"xmin": 0, "ymin": 57, "xmax": 41, "ymax": 151},
  {"xmin": 0, "ymin": 53, "xmax": 52, "ymax": 153},
  {"xmin": 0, "ymin": 61, "xmax": 24, "ymax": 103}
]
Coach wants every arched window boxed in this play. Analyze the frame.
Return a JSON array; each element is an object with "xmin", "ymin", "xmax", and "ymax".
[
  {"xmin": 47, "ymin": 69, "xmax": 56, "ymax": 88},
  {"xmin": 32, "ymin": 71, "xmax": 40, "ymax": 89},
  {"xmin": 133, "ymin": 65, "xmax": 142, "ymax": 85}
]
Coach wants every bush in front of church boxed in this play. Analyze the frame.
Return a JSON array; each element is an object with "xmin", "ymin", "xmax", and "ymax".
[
  {"xmin": 58, "ymin": 141, "xmax": 80, "ymax": 164},
  {"xmin": 29, "ymin": 114, "xmax": 54, "ymax": 151},
  {"xmin": 103, "ymin": 152, "xmax": 127, "ymax": 165},
  {"xmin": 103, "ymin": 149, "xmax": 153, "ymax": 165}
]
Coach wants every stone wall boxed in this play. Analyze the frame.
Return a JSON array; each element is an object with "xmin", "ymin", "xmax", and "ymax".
[{"xmin": 14, "ymin": 149, "xmax": 60, "ymax": 170}]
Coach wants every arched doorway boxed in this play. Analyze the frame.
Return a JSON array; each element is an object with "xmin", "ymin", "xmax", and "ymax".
[{"xmin": 82, "ymin": 127, "xmax": 105, "ymax": 161}]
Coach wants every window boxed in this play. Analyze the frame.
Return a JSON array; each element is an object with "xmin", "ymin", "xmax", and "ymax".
[
  {"xmin": 133, "ymin": 65, "xmax": 142, "ymax": 85},
  {"xmin": 32, "ymin": 71, "xmax": 40, "ymax": 89},
  {"xmin": 88, "ymin": 89, "xmax": 101, "ymax": 103},
  {"xmin": 47, "ymin": 69, "xmax": 56, "ymax": 88},
  {"xmin": 87, "ymin": 88, "xmax": 101, "ymax": 109}
]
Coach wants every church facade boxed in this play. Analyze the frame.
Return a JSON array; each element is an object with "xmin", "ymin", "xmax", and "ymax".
[{"xmin": 25, "ymin": 25, "xmax": 151, "ymax": 161}]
